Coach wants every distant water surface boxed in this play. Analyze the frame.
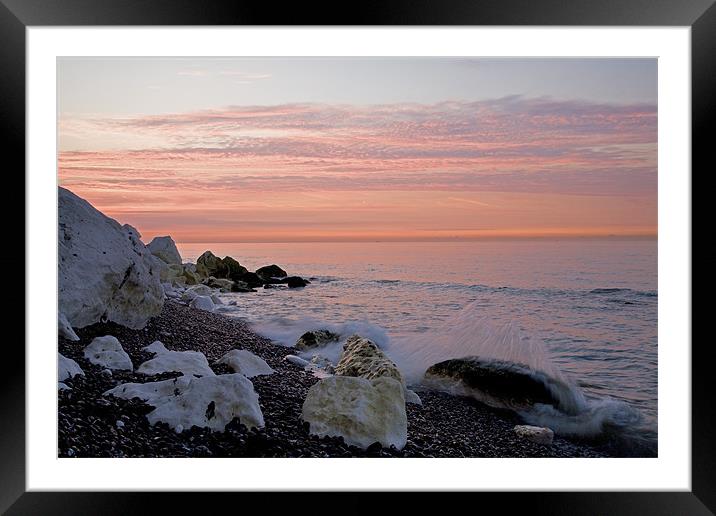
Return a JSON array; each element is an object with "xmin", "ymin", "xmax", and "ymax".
[{"xmin": 177, "ymin": 239, "xmax": 657, "ymax": 451}]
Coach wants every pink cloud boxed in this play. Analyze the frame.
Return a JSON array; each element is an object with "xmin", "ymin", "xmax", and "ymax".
[{"xmin": 58, "ymin": 97, "xmax": 656, "ymax": 241}]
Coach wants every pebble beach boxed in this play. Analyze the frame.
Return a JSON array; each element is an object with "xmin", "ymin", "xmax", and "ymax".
[{"xmin": 59, "ymin": 300, "xmax": 608, "ymax": 459}]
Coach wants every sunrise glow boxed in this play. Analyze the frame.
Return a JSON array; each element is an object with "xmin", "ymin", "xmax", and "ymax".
[{"xmin": 58, "ymin": 58, "xmax": 657, "ymax": 242}]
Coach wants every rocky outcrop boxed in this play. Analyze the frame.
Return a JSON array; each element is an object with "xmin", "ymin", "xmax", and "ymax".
[
  {"xmin": 105, "ymin": 373, "xmax": 264, "ymax": 432},
  {"xmin": 180, "ymin": 264, "xmax": 201, "ymax": 285},
  {"xmin": 424, "ymin": 356, "xmax": 578, "ymax": 413},
  {"xmin": 216, "ymin": 349, "xmax": 274, "ymax": 378},
  {"xmin": 231, "ymin": 281, "xmax": 256, "ymax": 293},
  {"xmin": 160, "ymin": 257, "xmax": 201, "ymax": 285},
  {"xmin": 83, "ymin": 335, "xmax": 133, "ymax": 371},
  {"xmin": 196, "ymin": 251, "xmax": 227, "ymax": 279},
  {"xmin": 222, "ymin": 256, "xmax": 248, "ymax": 281},
  {"xmin": 147, "ymin": 236, "xmax": 182, "ymax": 265},
  {"xmin": 295, "ymin": 329, "xmax": 340, "ymax": 351},
  {"xmin": 301, "ymin": 375, "xmax": 407, "ymax": 450},
  {"xmin": 256, "ymin": 264, "xmax": 287, "ymax": 281},
  {"xmin": 335, "ymin": 335, "xmax": 404, "ymax": 385},
  {"xmin": 137, "ymin": 341, "xmax": 215, "ymax": 377},
  {"xmin": 58, "ymin": 187, "xmax": 164, "ymax": 329},
  {"xmin": 514, "ymin": 425, "xmax": 554, "ymax": 445},
  {"xmin": 205, "ymin": 277, "xmax": 234, "ymax": 291}
]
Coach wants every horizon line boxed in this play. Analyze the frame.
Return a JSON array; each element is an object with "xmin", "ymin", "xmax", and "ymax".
[{"xmin": 171, "ymin": 234, "xmax": 658, "ymax": 245}]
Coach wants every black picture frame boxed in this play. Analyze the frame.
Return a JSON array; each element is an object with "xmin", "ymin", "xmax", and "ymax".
[{"xmin": 2, "ymin": 0, "xmax": 709, "ymax": 513}]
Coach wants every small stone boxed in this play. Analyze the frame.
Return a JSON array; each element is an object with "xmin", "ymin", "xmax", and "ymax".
[{"xmin": 513, "ymin": 425, "xmax": 554, "ymax": 446}]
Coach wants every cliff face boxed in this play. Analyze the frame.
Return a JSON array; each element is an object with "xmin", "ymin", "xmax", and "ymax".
[{"xmin": 58, "ymin": 187, "xmax": 164, "ymax": 329}]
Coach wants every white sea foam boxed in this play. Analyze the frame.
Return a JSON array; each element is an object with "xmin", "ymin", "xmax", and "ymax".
[{"xmin": 251, "ymin": 316, "xmax": 390, "ymax": 365}]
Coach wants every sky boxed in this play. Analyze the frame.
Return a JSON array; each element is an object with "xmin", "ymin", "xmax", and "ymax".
[{"xmin": 57, "ymin": 57, "xmax": 657, "ymax": 243}]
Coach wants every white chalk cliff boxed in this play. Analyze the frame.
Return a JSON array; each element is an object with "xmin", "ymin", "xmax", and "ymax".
[{"xmin": 59, "ymin": 187, "xmax": 164, "ymax": 329}]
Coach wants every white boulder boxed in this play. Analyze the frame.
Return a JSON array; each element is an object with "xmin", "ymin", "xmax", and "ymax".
[
  {"xmin": 216, "ymin": 349, "xmax": 274, "ymax": 378},
  {"xmin": 137, "ymin": 340, "xmax": 215, "ymax": 377},
  {"xmin": 284, "ymin": 354, "xmax": 310, "ymax": 368},
  {"xmin": 302, "ymin": 375, "xmax": 407, "ymax": 450},
  {"xmin": 105, "ymin": 374, "xmax": 193, "ymax": 404},
  {"xmin": 58, "ymin": 187, "xmax": 164, "ymax": 329},
  {"xmin": 514, "ymin": 425, "xmax": 554, "ymax": 445},
  {"xmin": 189, "ymin": 295, "xmax": 215, "ymax": 312},
  {"xmin": 105, "ymin": 374, "xmax": 264, "ymax": 432},
  {"xmin": 83, "ymin": 335, "xmax": 133, "ymax": 371},
  {"xmin": 58, "ymin": 312, "xmax": 80, "ymax": 341},
  {"xmin": 147, "ymin": 235, "xmax": 182, "ymax": 265},
  {"xmin": 58, "ymin": 353, "xmax": 84, "ymax": 381},
  {"xmin": 181, "ymin": 284, "xmax": 213, "ymax": 303}
]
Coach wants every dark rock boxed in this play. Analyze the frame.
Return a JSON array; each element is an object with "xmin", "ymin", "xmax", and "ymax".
[
  {"xmin": 282, "ymin": 276, "xmax": 309, "ymax": 288},
  {"xmin": 195, "ymin": 251, "xmax": 227, "ymax": 279},
  {"xmin": 223, "ymin": 256, "xmax": 249, "ymax": 281},
  {"xmin": 236, "ymin": 272, "xmax": 264, "ymax": 289},
  {"xmin": 256, "ymin": 264, "xmax": 288, "ymax": 281},
  {"xmin": 424, "ymin": 356, "xmax": 578, "ymax": 414},
  {"xmin": 295, "ymin": 329, "xmax": 340, "ymax": 351},
  {"xmin": 231, "ymin": 281, "xmax": 256, "ymax": 293}
]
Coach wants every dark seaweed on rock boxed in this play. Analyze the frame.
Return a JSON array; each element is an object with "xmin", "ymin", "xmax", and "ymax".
[{"xmin": 425, "ymin": 356, "xmax": 577, "ymax": 414}]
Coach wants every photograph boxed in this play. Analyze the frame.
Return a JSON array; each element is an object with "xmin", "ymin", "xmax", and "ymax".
[{"xmin": 56, "ymin": 56, "xmax": 658, "ymax": 459}]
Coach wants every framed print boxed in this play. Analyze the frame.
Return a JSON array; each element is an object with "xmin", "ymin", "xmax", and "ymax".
[{"xmin": 2, "ymin": 0, "xmax": 710, "ymax": 513}]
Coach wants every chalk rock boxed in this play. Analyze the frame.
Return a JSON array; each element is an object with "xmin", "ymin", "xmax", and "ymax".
[
  {"xmin": 335, "ymin": 335, "xmax": 404, "ymax": 385},
  {"xmin": 295, "ymin": 329, "xmax": 340, "ymax": 351},
  {"xmin": 137, "ymin": 340, "xmax": 215, "ymax": 377},
  {"xmin": 58, "ymin": 312, "xmax": 80, "ymax": 341},
  {"xmin": 58, "ymin": 353, "xmax": 84, "ymax": 381},
  {"xmin": 189, "ymin": 295, "xmax": 215, "ymax": 312},
  {"xmin": 284, "ymin": 354, "xmax": 310, "ymax": 368},
  {"xmin": 302, "ymin": 375, "xmax": 407, "ymax": 450},
  {"xmin": 105, "ymin": 373, "xmax": 264, "ymax": 432},
  {"xmin": 405, "ymin": 389, "xmax": 423, "ymax": 406},
  {"xmin": 165, "ymin": 263, "xmax": 201, "ymax": 286},
  {"xmin": 514, "ymin": 425, "xmax": 554, "ymax": 446},
  {"xmin": 83, "ymin": 335, "xmax": 133, "ymax": 371},
  {"xmin": 147, "ymin": 235, "xmax": 182, "ymax": 265},
  {"xmin": 58, "ymin": 187, "xmax": 163, "ymax": 329},
  {"xmin": 181, "ymin": 284, "xmax": 212, "ymax": 301},
  {"xmin": 216, "ymin": 349, "xmax": 274, "ymax": 378}
]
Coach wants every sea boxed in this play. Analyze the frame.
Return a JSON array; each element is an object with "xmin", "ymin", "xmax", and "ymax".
[{"xmin": 176, "ymin": 238, "xmax": 657, "ymax": 455}]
